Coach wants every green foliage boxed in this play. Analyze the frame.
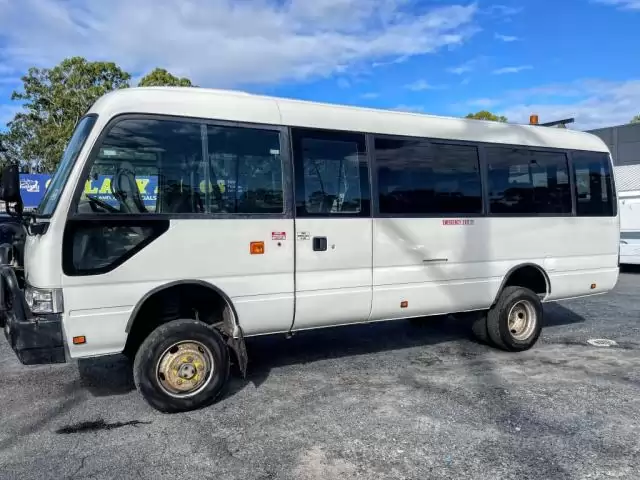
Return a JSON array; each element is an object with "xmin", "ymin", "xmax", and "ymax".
[
  {"xmin": 465, "ymin": 110, "xmax": 508, "ymax": 122},
  {"xmin": 1, "ymin": 59, "xmax": 195, "ymax": 172},
  {"xmin": 138, "ymin": 68, "xmax": 193, "ymax": 87},
  {"xmin": 0, "ymin": 113, "xmax": 39, "ymax": 170},
  {"xmin": 631, "ymin": 115, "xmax": 640, "ymax": 124},
  {"xmin": 3, "ymin": 57, "xmax": 131, "ymax": 171}
]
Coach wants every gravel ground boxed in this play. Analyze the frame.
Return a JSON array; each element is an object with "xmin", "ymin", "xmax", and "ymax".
[{"xmin": 1, "ymin": 270, "xmax": 639, "ymax": 480}]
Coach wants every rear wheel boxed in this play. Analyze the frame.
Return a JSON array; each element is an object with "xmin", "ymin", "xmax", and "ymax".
[
  {"xmin": 486, "ymin": 286, "xmax": 543, "ymax": 351},
  {"xmin": 133, "ymin": 319, "xmax": 230, "ymax": 413},
  {"xmin": 470, "ymin": 312, "xmax": 490, "ymax": 344}
]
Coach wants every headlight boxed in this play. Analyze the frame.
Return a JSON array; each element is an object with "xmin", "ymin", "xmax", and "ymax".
[{"xmin": 24, "ymin": 285, "xmax": 64, "ymax": 314}]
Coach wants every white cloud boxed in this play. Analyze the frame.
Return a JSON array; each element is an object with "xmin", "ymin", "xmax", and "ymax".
[
  {"xmin": 494, "ymin": 33, "xmax": 519, "ymax": 42},
  {"xmin": 492, "ymin": 65, "xmax": 532, "ymax": 75},
  {"xmin": 484, "ymin": 5, "xmax": 523, "ymax": 16},
  {"xmin": 447, "ymin": 56, "xmax": 488, "ymax": 75},
  {"xmin": 0, "ymin": 64, "xmax": 19, "ymax": 87},
  {"xmin": 0, "ymin": 77, "xmax": 19, "ymax": 86},
  {"xmin": 372, "ymin": 56, "xmax": 408, "ymax": 68},
  {"xmin": 448, "ymin": 60, "xmax": 475, "ymax": 75},
  {"xmin": 467, "ymin": 98, "xmax": 498, "ymax": 108},
  {"xmin": 405, "ymin": 79, "xmax": 436, "ymax": 91},
  {"xmin": 0, "ymin": 65, "xmax": 16, "ymax": 75},
  {"xmin": 392, "ymin": 104, "xmax": 425, "ymax": 113},
  {"xmin": 0, "ymin": 0, "xmax": 479, "ymax": 87},
  {"xmin": 0, "ymin": 103, "xmax": 23, "ymax": 129},
  {"xmin": 592, "ymin": 0, "xmax": 640, "ymax": 10},
  {"xmin": 495, "ymin": 79, "xmax": 640, "ymax": 130},
  {"xmin": 337, "ymin": 78, "xmax": 351, "ymax": 89},
  {"xmin": 361, "ymin": 92, "xmax": 379, "ymax": 99},
  {"xmin": 482, "ymin": 4, "xmax": 523, "ymax": 19}
]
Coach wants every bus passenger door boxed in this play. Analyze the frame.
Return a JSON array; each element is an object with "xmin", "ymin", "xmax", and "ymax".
[{"xmin": 290, "ymin": 128, "xmax": 373, "ymax": 331}]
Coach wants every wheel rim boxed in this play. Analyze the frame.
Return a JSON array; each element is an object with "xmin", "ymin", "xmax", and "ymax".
[
  {"xmin": 156, "ymin": 341, "xmax": 214, "ymax": 398},
  {"xmin": 507, "ymin": 300, "xmax": 537, "ymax": 341}
]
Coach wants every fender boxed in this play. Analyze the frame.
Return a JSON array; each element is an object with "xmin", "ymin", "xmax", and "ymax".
[
  {"xmin": 125, "ymin": 279, "xmax": 248, "ymax": 377},
  {"xmin": 492, "ymin": 263, "xmax": 551, "ymax": 306}
]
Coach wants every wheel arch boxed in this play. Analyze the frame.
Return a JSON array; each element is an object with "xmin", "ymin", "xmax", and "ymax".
[
  {"xmin": 125, "ymin": 279, "xmax": 239, "ymax": 333},
  {"xmin": 493, "ymin": 263, "xmax": 551, "ymax": 306},
  {"xmin": 124, "ymin": 279, "xmax": 248, "ymax": 376}
]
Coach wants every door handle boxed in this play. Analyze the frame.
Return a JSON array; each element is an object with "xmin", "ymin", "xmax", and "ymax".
[
  {"xmin": 423, "ymin": 258, "xmax": 448, "ymax": 263},
  {"xmin": 313, "ymin": 237, "xmax": 328, "ymax": 251}
]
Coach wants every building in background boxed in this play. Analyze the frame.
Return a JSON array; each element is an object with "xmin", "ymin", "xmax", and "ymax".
[
  {"xmin": 588, "ymin": 123, "xmax": 640, "ymax": 167},
  {"xmin": 589, "ymin": 122, "xmax": 640, "ymax": 264}
]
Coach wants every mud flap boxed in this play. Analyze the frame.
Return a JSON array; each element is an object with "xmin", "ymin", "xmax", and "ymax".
[{"xmin": 217, "ymin": 303, "xmax": 248, "ymax": 378}]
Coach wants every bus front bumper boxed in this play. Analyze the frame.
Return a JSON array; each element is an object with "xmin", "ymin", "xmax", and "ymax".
[{"xmin": 0, "ymin": 266, "xmax": 66, "ymax": 365}]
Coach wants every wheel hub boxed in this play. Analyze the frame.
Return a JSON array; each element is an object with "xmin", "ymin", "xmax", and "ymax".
[
  {"xmin": 178, "ymin": 363, "xmax": 197, "ymax": 380},
  {"xmin": 507, "ymin": 300, "xmax": 537, "ymax": 341},
  {"xmin": 156, "ymin": 341, "xmax": 214, "ymax": 397}
]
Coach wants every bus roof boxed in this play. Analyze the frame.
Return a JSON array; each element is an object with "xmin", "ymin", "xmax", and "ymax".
[{"xmin": 89, "ymin": 87, "xmax": 610, "ymax": 153}]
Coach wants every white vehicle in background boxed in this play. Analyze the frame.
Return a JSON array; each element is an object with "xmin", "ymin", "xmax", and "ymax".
[
  {"xmin": 0, "ymin": 88, "xmax": 620, "ymax": 412},
  {"xmin": 615, "ymin": 165, "xmax": 640, "ymax": 265}
]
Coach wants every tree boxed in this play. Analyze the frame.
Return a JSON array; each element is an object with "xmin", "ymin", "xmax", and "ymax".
[
  {"xmin": 0, "ymin": 113, "xmax": 39, "ymax": 171},
  {"xmin": 465, "ymin": 110, "xmax": 508, "ymax": 122},
  {"xmin": 631, "ymin": 115, "xmax": 640, "ymax": 124},
  {"xmin": 138, "ymin": 68, "xmax": 193, "ymax": 87},
  {"xmin": 3, "ymin": 57, "xmax": 131, "ymax": 172}
]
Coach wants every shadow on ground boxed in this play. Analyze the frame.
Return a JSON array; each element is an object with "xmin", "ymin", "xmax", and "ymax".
[{"xmin": 77, "ymin": 302, "xmax": 586, "ymax": 399}]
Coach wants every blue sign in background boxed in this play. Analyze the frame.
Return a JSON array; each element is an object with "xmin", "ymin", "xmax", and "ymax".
[
  {"xmin": 19, "ymin": 174, "xmax": 51, "ymax": 209},
  {"xmin": 19, "ymin": 174, "xmax": 159, "ymax": 209}
]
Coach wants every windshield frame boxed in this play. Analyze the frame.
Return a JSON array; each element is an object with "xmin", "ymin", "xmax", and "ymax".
[{"xmin": 35, "ymin": 114, "xmax": 98, "ymax": 217}]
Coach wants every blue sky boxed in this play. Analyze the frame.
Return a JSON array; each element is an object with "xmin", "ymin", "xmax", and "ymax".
[{"xmin": 0, "ymin": 0, "xmax": 639, "ymax": 131}]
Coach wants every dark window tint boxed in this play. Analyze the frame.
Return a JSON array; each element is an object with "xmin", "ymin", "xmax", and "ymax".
[
  {"xmin": 74, "ymin": 118, "xmax": 283, "ymax": 215},
  {"xmin": 292, "ymin": 129, "xmax": 370, "ymax": 216},
  {"xmin": 63, "ymin": 220, "xmax": 169, "ymax": 275},
  {"xmin": 375, "ymin": 137, "xmax": 482, "ymax": 215},
  {"xmin": 487, "ymin": 147, "xmax": 571, "ymax": 215},
  {"xmin": 572, "ymin": 152, "xmax": 615, "ymax": 216},
  {"xmin": 206, "ymin": 125, "xmax": 283, "ymax": 214}
]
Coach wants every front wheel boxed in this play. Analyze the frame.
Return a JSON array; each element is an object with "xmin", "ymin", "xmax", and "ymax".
[
  {"xmin": 133, "ymin": 319, "xmax": 230, "ymax": 413},
  {"xmin": 486, "ymin": 286, "xmax": 543, "ymax": 352}
]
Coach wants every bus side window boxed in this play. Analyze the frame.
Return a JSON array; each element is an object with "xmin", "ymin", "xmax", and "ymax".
[
  {"xmin": 572, "ymin": 152, "xmax": 614, "ymax": 217},
  {"xmin": 374, "ymin": 137, "xmax": 481, "ymax": 215},
  {"xmin": 486, "ymin": 147, "xmax": 571, "ymax": 215},
  {"xmin": 292, "ymin": 129, "xmax": 369, "ymax": 217}
]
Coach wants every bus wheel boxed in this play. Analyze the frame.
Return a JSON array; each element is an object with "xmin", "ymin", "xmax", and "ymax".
[
  {"xmin": 486, "ymin": 286, "xmax": 542, "ymax": 352},
  {"xmin": 470, "ymin": 312, "xmax": 490, "ymax": 344},
  {"xmin": 133, "ymin": 319, "xmax": 230, "ymax": 413}
]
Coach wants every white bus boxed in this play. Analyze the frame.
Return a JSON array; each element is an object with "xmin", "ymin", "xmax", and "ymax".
[
  {"xmin": 0, "ymin": 88, "xmax": 620, "ymax": 412},
  {"xmin": 615, "ymin": 165, "xmax": 640, "ymax": 265}
]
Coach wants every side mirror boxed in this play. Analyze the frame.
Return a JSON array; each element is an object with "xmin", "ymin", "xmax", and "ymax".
[{"xmin": 0, "ymin": 164, "xmax": 21, "ymax": 203}]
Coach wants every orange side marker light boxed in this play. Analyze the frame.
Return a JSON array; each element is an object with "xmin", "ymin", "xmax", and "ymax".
[
  {"xmin": 400, "ymin": 300, "xmax": 408, "ymax": 308},
  {"xmin": 73, "ymin": 336, "xmax": 86, "ymax": 345},
  {"xmin": 590, "ymin": 283, "xmax": 596, "ymax": 290},
  {"xmin": 250, "ymin": 241, "xmax": 265, "ymax": 255}
]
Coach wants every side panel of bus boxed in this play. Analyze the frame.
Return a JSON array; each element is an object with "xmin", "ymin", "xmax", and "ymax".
[
  {"xmin": 61, "ymin": 115, "xmax": 296, "ymax": 358},
  {"xmin": 619, "ymin": 192, "xmax": 640, "ymax": 265},
  {"xmin": 368, "ymin": 136, "xmax": 619, "ymax": 319},
  {"xmin": 290, "ymin": 128, "xmax": 373, "ymax": 330}
]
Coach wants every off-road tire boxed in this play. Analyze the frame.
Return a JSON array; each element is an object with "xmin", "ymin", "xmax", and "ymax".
[
  {"xmin": 133, "ymin": 319, "xmax": 230, "ymax": 413},
  {"xmin": 486, "ymin": 286, "xmax": 543, "ymax": 352}
]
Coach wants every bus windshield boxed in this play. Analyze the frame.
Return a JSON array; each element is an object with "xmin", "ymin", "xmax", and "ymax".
[{"xmin": 36, "ymin": 115, "xmax": 97, "ymax": 216}]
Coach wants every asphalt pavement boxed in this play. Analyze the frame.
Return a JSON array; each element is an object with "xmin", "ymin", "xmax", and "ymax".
[{"xmin": 1, "ymin": 270, "xmax": 639, "ymax": 480}]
